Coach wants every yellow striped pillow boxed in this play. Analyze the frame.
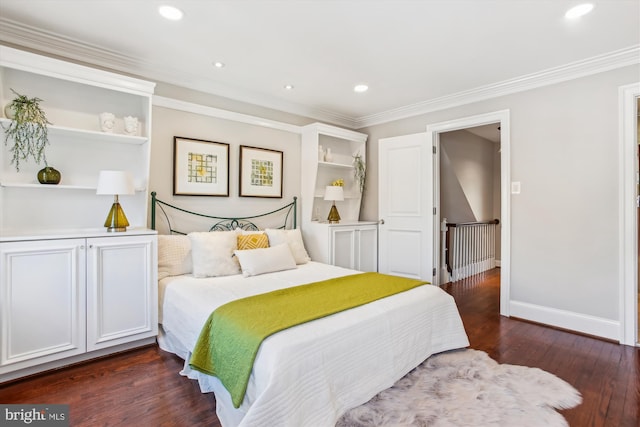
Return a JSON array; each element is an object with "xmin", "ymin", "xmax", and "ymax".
[{"xmin": 237, "ymin": 233, "xmax": 270, "ymax": 250}]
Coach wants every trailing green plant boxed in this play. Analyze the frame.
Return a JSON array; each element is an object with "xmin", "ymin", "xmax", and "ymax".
[
  {"xmin": 3, "ymin": 89, "xmax": 50, "ymax": 171},
  {"xmin": 353, "ymin": 152, "xmax": 366, "ymax": 193}
]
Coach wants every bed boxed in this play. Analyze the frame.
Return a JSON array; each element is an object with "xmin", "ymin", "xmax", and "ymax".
[{"xmin": 151, "ymin": 193, "xmax": 470, "ymax": 427}]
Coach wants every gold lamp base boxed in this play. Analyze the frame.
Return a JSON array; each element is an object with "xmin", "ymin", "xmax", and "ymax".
[
  {"xmin": 104, "ymin": 198, "xmax": 129, "ymax": 232},
  {"xmin": 327, "ymin": 202, "xmax": 341, "ymax": 224}
]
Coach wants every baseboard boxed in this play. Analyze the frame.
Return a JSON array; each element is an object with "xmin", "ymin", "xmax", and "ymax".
[
  {"xmin": 495, "ymin": 260, "xmax": 501, "ymax": 267},
  {"xmin": 509, "ymin": 300, "xmax": 620, "ymax": 342}
]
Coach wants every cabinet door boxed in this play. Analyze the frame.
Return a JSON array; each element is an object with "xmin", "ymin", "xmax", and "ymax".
[
  {"xmin": 331, "ymin": 228, "xmax": 356, "ymax": 270},
  {"xmin": 356, "ymin": 225, "xmax": 378, "ymax": 273},
  {"xmin": 86, "ymin": 234, "xmax": 157, "ymax": 351},
  {"xmin": 0, "ymin": 239, "xmax": 86, "ymax": 373}
]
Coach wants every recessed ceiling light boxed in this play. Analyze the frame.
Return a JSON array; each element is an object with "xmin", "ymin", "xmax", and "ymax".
[
  {"xmin": 284, "ymin": 84, "xmax": 294, "ymax": 90},
  {"xmin": 213, "ymin": 61, "xmax": 225, "ymax": 69},
  {"xmin": 159, "ymin": 5, "xmax": 184, "ymax": 21},
  {"xmin": 354, "ymin": 84, "xmax": 368, "ymax": 93},
  {"xmin": 565, "ymin": 3, "xmax": 594, "ymax": 19}
]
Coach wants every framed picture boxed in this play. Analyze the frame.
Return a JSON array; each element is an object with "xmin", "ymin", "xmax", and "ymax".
[
  {"xmin": 239, "ymin": 145, "xmax": 283, "ymax": 198},
  {"xmin": 173, "ymin": 136, "xmax": 229, "ymax": 196}
]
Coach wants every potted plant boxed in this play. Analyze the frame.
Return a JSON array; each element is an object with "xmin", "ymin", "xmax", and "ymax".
[
  {"xmin": 353, "ymin": 152, "xmax": 366, "ymax": 193},
  {"xmin": 3, "ymin": 89, "xmax": 51, "ymax": 174}
]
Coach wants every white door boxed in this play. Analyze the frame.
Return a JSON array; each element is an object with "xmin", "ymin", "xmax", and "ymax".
[{"xmin": 378, "ymin": 133, "xmax": 433, "ymax": 281}]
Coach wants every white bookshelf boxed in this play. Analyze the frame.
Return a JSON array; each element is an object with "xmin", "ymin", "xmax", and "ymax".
[{"xmin": 300, "ymin": 123, "xmax": 378, "ymax": 271}]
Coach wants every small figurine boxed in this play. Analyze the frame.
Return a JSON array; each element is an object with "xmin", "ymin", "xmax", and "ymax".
[
  {"xmin": 123, "ymin": 116, "xmax": 139, "ymax": 136},
  {"xmin": 99, "ymin": 112, "xmax": 115, "ymax": 133}
]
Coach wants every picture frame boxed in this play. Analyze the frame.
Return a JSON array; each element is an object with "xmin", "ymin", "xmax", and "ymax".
[
  {"xmin": 239, "ymin": 145, "xmax": 283, "ymax": 198},
  {"xmin": 173, "ymin": 136, "xmax": 230, "ymax": 196}
]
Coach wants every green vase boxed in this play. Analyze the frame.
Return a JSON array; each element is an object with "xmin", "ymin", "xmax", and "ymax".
[{"xmin": 37, "ymin": 166, "xmax": 61, "ymax": 185}]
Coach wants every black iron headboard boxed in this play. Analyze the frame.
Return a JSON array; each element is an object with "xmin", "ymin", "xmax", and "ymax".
[{"xmin": 150, "ymin": 192, "xmax": 297, "ymax": 235}]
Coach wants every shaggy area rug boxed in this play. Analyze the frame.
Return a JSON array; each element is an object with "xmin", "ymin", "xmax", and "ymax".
[{"xmin": 337, "ymin": 349, "xmax": 582, "ymax": 427}]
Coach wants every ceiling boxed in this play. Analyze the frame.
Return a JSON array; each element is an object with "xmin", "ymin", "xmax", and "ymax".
[{"xmin": 0, "ymin": 1, "xmax": 638, "ymax": 129}]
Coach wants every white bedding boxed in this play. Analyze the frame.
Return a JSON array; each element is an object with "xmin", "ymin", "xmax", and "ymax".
[{"xmin": 158, "ymin": 261, "xmax": 469, "ymax": 427}]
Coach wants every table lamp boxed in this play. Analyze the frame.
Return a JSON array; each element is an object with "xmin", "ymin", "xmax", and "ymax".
[
  {"xmin": 96, "ymin": 170, "xmax": 135, "ymax": 232},
  {"xmin": 324, "ymin": 185, "xmax": 344, "ymax": 224}
]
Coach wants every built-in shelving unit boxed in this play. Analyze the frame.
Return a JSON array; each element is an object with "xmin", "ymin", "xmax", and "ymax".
[
  {"xmin": 0, "ymin": 47, "xmax": 158, "ymax": 382},
  {"xmin": 300, "ymin": 123, "xmax": 378, "ymax": 271},
  {"xmin": 0, "ymin": 46, "xmax": 155, "ymax": 232}
]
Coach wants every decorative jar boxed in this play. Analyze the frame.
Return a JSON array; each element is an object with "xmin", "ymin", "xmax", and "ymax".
[{"xmin": 37, "ymin": 166, "xmax": 61, "ymax": 185}]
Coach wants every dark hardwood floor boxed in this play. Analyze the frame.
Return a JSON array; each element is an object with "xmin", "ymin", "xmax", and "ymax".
[{"xmin": 1, "ymin": 268, "xmax": 638, "ymax": 426}]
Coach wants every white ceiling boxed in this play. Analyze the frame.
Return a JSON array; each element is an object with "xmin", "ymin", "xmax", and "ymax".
[{"xmin": 0, "ymin": 0, "xmax": 638, "ymax": 128}]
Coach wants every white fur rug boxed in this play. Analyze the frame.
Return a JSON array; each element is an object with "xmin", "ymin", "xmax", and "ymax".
[{"xmin": 337, "ymin": 349, "xmax": 582, "ymax": 427}]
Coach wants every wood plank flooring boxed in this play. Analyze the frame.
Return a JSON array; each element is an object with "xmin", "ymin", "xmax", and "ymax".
[{"xmin": 1, "ymin": 268, "xmax": 638, "ymax": 426}]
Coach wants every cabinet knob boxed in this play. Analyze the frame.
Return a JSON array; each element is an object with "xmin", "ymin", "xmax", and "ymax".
[{"xmin": 379, "ymin": 219, "xmax": 385, "ymax": 225}]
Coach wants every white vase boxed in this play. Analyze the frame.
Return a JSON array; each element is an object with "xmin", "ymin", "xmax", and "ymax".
[
  {"xmin": 325, "ymin": 148, "xmax": 333, "ymax": 162},
  {"xmin": 318, "ymin": 145, "xmax": 325, "ymax": 161},
  {"xmin": 4, "ymin": 104, "xmax": 14, "ymax": 119}
]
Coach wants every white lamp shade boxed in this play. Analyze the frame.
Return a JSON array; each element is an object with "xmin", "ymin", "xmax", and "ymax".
[
  {"xmin": 324, "ymin": 185, "xmax": 344, "ymax": 201},
  {"xmin": 96, "ymin": 170, "xmax": 135, "ymax": 195}
]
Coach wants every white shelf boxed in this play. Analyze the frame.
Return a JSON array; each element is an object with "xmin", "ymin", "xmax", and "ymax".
[
  {"xmin": 0, "ymin": 182, "xmax": 95, "ymax": 190},
  {"xmin": 0, "ymin": 182, "xmax": 146, "ymax": 191},
  {"xmin": 313, "ymin": 192, "xmax": 361, "ymax": 199},
  {"xmin": 0, "ymin": 118, "xmax": 147, "ymax": 145},
  {"xmin": 318, "ymin": 161, "xmax": 354, "ymax": 169}
]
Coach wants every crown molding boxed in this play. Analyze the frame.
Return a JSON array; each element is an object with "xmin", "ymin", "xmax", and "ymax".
[
  {"xmin": 354, "ymin": 45, "xmax": 640, "ymax": 129},
  {"xmin": 153, "ymin": 96, "xmax": 302, "ymax": 134}
]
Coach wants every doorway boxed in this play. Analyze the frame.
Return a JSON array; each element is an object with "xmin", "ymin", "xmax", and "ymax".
[
  {"xmin": 439, "ymin": 124, "xmax": 501, "ymax": 284},
  {"xmin": 619, "ymin": 82, "xmax": 639, "ymax": 346},
  {"xmin": 427, "ymin": 110, "xmax": 511, "ymax": 316}
]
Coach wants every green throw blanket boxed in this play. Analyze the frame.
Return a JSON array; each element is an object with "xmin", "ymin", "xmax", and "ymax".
[{"xmin": 189, "ymin": 272, "xmax": 427, "ymax": 407}]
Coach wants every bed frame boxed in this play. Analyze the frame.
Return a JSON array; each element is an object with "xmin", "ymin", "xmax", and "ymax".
[{"xmin": 150, "ymin": 191, "xmax": 297, "ymax": 234}]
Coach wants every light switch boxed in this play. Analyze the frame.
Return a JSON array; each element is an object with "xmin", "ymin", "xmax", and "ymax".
[{"xmin": 511, "ymin": 181, "xmax": 521, "ymax": 194}]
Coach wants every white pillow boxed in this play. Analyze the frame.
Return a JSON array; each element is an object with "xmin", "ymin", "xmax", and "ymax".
[
  {"xmin": 157, "ymin": 235, "xmax": 192, "ymax": 280},
  {"xmin": 235, "ymin": 227, "xmax": 263, "ymax": 235},
  {"xmin": 234, "ymin": 243, "xmax": 297, "ymax": 277},
  {"xmin": 265, "ymin": 228, "xmax": 311, "ymax": 264},
  {"xmin": 188, "ymin": 231, "xmax": 240, "ymax": 278}
]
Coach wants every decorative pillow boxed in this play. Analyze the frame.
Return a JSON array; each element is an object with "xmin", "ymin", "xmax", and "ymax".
[
  {"xmin": 188, "ymin": 231, "xmax": 240, "ymax": 278},
  {"xmin": 234, "ymin": 243, "xmax": 297, "ymax": 277},
  {"xmin": 157, "ymin": 235, "xmax": 192, "ymax": 280},
  {"xmin": 265, "ymin": 228, "xmax": 311, "ymax": 264},
  {"xmin": 237, "ymin": 233, "xmax": 270, "ymax": 250}
]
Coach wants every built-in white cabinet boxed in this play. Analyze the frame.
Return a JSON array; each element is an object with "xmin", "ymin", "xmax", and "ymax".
[
  {"xmin": 330, "ymin": 223, "xmax": 378, "ymax": 272},
  {"xmin": 0, "ymin": 238, "xmax": 86, "ymax": 372},
  {"xmin": 0, "ymin": 231, "xmax": 157, "ymax": 382},
  {"xmin": 0, "ymin": 47, "xmax": 158, "ymax": 382},
  {"xmin": 300, "ymin": 123, "xmax": 378, "ymax": 271},
  {"xmin": 86, "ymin": 234, "xmax": 157, "ymax": 352}
]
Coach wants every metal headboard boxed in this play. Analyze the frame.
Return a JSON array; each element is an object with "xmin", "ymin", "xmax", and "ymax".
[{"xmin": 150, "ymin": 192, "xmax": 297, "ymax": 234}]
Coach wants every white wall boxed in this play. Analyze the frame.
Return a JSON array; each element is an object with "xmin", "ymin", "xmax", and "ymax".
[
  {"xmin": 440, "ymin": 130, "xmax": 497, "ymax": 223},
  {"xmin": 358, "ymin": 64, "xmax": 640, "ymax": 337},
  {"xmin": 148, "ymin": 97, "xmax": 310, "ymax": 233}
]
